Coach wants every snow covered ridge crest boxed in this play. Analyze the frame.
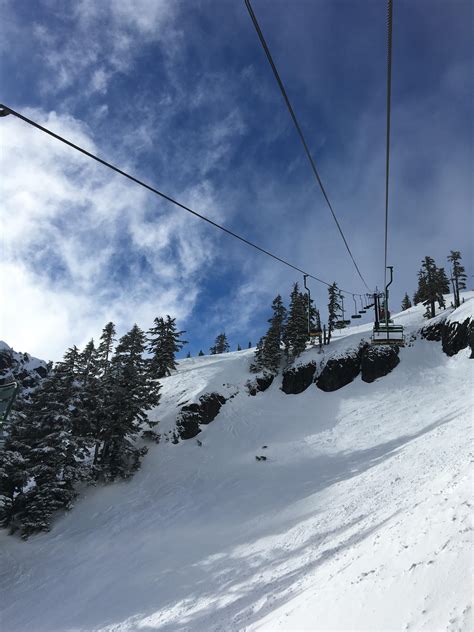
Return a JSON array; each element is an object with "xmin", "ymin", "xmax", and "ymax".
[{"xmin": 172, "ymin": 295, "xmax": 473, "ymax": 439}]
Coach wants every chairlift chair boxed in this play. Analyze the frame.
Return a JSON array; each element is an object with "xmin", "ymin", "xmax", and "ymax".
[
  {"xmin": 371, "ymin": 266, "xmax": 405, "ymax": 346},
  {"xmin": 351, "ymin": 295, "xmax": 361, "ymax": 319}
]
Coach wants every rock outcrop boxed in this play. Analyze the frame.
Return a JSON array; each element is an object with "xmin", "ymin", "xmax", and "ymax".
[
  {"xmin": 360, "ymin": 345, "xmax": 400, "ymax": 383},
  {"xmin": 442, "ymin": 319, "xmax": 472, "ymax": 357},
  {"xmin": 421, "ymin": 315, "xmax": 473, "ymax": 357},
  {"xmin": 247, "ymin": 374, "xmax": 274, "ymax": 396},
  {"xmin": 281, "ymin": 362, "xmax": 316, "ymax": 395},
  {"xmin": 176, "ymin": 392, "xmax": 227, "ymax": 440},
  {"xmin": 316, "ymin": 349, "xmax": 362, "ymax": 392}
]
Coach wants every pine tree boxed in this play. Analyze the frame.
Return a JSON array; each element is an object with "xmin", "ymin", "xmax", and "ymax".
[
  {"xmin": 416, "ymin": 256, "xmax": 448, "ymax": 318},
  {"xmin": 237, "ymin": 344, "xmax": 242, "ymax": 351},
  {"xmin": 11, "ymin": 347, "xmax": 90, "ymax": 537},
  {"xmin": 198, "ymin": 350, "xmax": 205, "ymax": 357},
  {"xmin": 186, "ymin": 351, "xmax": 191, "ymax": 358},
  {"xmin": 248, "ymin": 341, "xmax": 252, "ymax": 349},
  {"xmin": 401, "ymin": 292, "xmax": 412, "ymax": 311},
  {"xmin": 327, "ymin": 282, "xmax": 343, "ymax": 342},
  {"xmin": 92, "ymin": 323, "xmax": 117, "ymax": 467},
  {"xmin": 251, "ymin": 295, "xmax": 287, "ymax": 373},
  {"xmin": 98, "ymin": 325, "xmax": 161, "ymax": 481},
  {"xmin": 210, "ymin": 333, "xmax": 230, "ymax": 355},
  {"xmin": 74, "ymin": 339, "xmax": 100, "ymax": 451},
  {"xmin": 282, "ymin": 284, "xmax": 307, "ymax": 360},
  {"xmin": 148, "ymin": 316, "xmax": 187, "ymax": 378},
  {"xmin": 448, "ymin": 250, "xmax": 467, "ymax": 308}
]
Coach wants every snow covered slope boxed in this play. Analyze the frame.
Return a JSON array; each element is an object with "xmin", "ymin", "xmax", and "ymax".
[{"xmin": 0, "ymin": 297, "xmax": 473, "ymax": 631}]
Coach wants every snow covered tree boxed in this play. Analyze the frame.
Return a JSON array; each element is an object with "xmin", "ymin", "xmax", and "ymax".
[
  {"xmin": 148, "ymin": 316, "xmax": 187, "ymax": 378},
  {"xmin": 416, "ymin": 257, "xmax": 448, "ymax": 318},
  {"xmin": 401, "ymin": 293, "xmax": 412, "ymax": 311},
  {"xmin": 252, "ymin": 294, "xmax": 287, "ymax": 373},
  {"xmin": 282, "ymin": 284, "xmax": 307, "ymax": 360},
  {"xmin": 97, "ymin": 324, "xmax": 161, "ymax": 481},
  {"xmin": 327, "ymin": 282, "xmax": 343, "ymax": 343},
  {"xmin": 10, "ymin": 347, "xmax": 90, "ymax": 537},
  {"xmin": 250, "ymin": 294, "xmax": 286, "ymax": 373},
  {"xmin": 210, "ymin": 333, "xmax": 230, "ymax": 355},
  {"xmin": 448, "ymin": 250, "xmax": 467, "ymax": 308},
  {"xmin": 0, "ymin": 423, "xmax": 28, "ymax": 529}
]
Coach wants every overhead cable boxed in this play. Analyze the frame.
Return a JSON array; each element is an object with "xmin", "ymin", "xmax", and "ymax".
[
  {"xmin": 384, "ymin": 0, "xmax": 393, "ymax": 291},
  {"xmin": 0, "ymin": 103, "xmax": 360, "ymax": 295},
  {"xmin": 244, "ymin": 0, "xmax": 372, "ymax": 292}
]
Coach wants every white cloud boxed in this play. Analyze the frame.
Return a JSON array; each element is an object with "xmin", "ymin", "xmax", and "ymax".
[
  {"xmin": 0, "ymin": 109, "xmax": 218, "ymax": 360},
  {"xmin": 30, "ymin": 0, "xmax": 180, "ymax": 95}
]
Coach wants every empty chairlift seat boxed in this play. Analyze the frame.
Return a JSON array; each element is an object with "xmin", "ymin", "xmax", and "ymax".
[{"xmin": 371, "ymin": 322, "xmax": 405, "ymax": 346}]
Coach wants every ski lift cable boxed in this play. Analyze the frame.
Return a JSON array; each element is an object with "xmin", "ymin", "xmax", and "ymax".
[
  {"xmin": 383, "ymin": 0, "xmax": 393, "ymax": 292},
  {"xmin": 0, "ymin": 103, "xmax": 361, "ymax": 296},
  {"xmin": 244, "ymin": 0, "xmax": 373, "ymax": 293}
]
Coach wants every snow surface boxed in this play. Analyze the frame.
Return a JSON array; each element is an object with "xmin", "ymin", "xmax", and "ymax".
[{"xmin": 0, "ymin": 297, "xmax": 473, "ymax": 631}]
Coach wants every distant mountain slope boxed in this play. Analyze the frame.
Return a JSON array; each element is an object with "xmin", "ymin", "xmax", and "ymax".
[
  {"xmin": 0, "ymin": 341, "xmax": 49, "ymax": 389},
  {"xmin": 0, "ymin": 295, "xmax": 472, "ymax": 632}
]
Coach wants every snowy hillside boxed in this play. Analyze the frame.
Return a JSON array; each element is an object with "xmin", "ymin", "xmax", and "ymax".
[{"xmin": 0, "ymin": 296, "xmax": 473, "ymax": 631}]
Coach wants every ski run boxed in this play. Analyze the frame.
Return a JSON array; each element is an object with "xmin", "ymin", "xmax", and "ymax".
[{"xmin": 0, "ymin": 295, "xmax": 473, "ymax": 632}]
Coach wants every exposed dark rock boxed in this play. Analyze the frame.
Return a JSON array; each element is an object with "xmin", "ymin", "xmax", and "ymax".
[
  {"xmin": 256, "ymin": 374, "xmax": 274, "ymax": 392},
  {"xmin": 360, "ymin": 345, "xmax": 400, "ymax": 383},
  {"xmin": 420, "ymin": 320, "xmax": 444, "ymax": 342},
  {"xmin": 176, "ymin": 392, "xmax": 227, "ymax": 440},
  {"xmin": 0, "ymin": 345, "xmax": 50, "ymax": 389},
  {"xmin": 246, "ymin": 373, "xmax": 274, "ymax": 396},
  {"xmin": 176, "ymin": 414, "xmax": 201, "ymax": 440},
  {"xmin": 281, "ymin": 362, "xmax": 316, "ymax": 395},
  {"xmin": 196, "ymin": 393, "xmax": 227, "ymax": 425},
  {"xmin": 316, "ymin": 349, "xmax": 363, "ymax": 392},
  {"xmin": 421, "ymin": 315, "xmax": 472, "ymax": 357},
  {"xmin": 441, "ymin": 318, "xmax": 472, "ymax": 357},
  {"xmin": 34, "ymin": 365, "xmax": 49, "ymax": 378}
]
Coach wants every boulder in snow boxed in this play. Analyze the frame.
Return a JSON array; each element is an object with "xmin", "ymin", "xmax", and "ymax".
[
  {"xmin": 281, "ymin": 362, "xmax": 316, "ymax": 395},
  {"xmin": 360, "ymin": 345, "xmax": 400, "ymax": 383},
  {"xmin": 316, "ymin": 349, "xmax": 362, "ymax": 392},
  {"xmin": 176, "ymin": 392, "xmax": 227, "ymax": 440}
]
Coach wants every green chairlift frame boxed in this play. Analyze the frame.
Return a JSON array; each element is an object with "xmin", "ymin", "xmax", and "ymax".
[{"xmin": 371, "ymin": 267, "xmax": 405, "ymax": 346}]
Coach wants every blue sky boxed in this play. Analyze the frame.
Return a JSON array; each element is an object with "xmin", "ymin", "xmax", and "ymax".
[{"xmin": 1, "ymin": 0, "xmax": 472, "ymax": 360}]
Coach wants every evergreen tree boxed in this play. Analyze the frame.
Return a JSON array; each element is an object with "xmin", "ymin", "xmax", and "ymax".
[
  {"xmin": 416, "ymin": 256, "xmax": 448, "ymax": 318},
  {"xmin": 210, "ymin": 333, "xmax": 230, "ymax": 355},
  {"xmin": 9, "ymin": 347, "xmax": 90, "ymax": 537},
  {"xmin": 248, "ymin": 341, "xmax": 252, "ymax": 349},
  {"xmin": 198, "ymin": 350, "xmax": 205, "ymax": 357},
  {"xmin": 92, "ymin": 323, "xmax": 117, "ymax": 467},
  {"xmin": 75, "ymin": 339, "xmax": 100, "ymax": 450},
  {"xmin": 282, "ymin": 284, "xmax": 307, "ymax": 360},
  {"xmin": 237, "ymin": 344, "xmax": 242, "ymax": 351},
  {"xmin": 186, "ymin": 351, "xmax": 191, "ymax": 358},
  {"xmin": 327, "ymin": 282, "xmax": 343, "ymax": 343},
  {"xmin": 148, "ymin": 316, "xmax": 187, "ymax": 378},
  {"xmin": 251, "ymin": 294, "xmax": 287, "ymax": 373},
  {"xmin": 448, "ymin": 250, "xmax": 467, "ymax": 308},
  {"xmin": 401, "ymin": 293, "xmax": 412, "ymax": 311},
  {"xmin": 97, "ymin": 325, "xmax": 161, "ymax": 481}
]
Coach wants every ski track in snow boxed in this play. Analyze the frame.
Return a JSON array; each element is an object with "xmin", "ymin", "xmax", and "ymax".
[{"xmin": 0, "ymin": 296, "xmax": 473, "ymax": 632}]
